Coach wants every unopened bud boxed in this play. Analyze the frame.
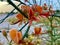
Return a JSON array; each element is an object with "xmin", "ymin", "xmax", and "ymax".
[{"xmin": 2, "ymin": 30, "xmax": 7, "ymax": 37}]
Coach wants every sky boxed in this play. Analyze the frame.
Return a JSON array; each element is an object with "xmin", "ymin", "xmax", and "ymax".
[{"xmin": 20, "ymin": 0, "xmax": 60, "ymax": 10}]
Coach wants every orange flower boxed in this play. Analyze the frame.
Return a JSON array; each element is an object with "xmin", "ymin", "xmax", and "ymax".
[
  {"xmin": 32, "ymin": 4, "xmax": 43, "ymax": 14},
  {"xmin": 16, "ymin": 13, "xmax": 23, "ymax": 21},
  {"xmin": 40, "ymin": 12, "xmax": 50, "ymax": 17},
  {"xmin": 36, "ymin": 5, "xmax": 43, "ymax": 14},
  {"xmin": 34, "ymin": 27, "xmax": 42, "ymax": 35},
  {"xmin": 17, "ymin": 5, "xmax": 40, "ymax": 26},
  {"xmin": 9, "ymin": 29, "xmax": 22, "ymax": 43},
  {"xmin": 9, "ymin": 29, "xmax": 17, "ymax": 40},
  {"xmin": 12, "ymin": 13, "xmax": 24, "ymax": 25},
  {"xmin": 21, "ymin": 5, "xmax": 40, "ymax": 25},
  {"xmin": 14, "ymin": 32, "xmax": 22, "ymax": 43},
  {"xmin": 21, "ymin": 5, "xmax": 30, "ymax": 14},
  {"xmin": 29, "ymin": 8, "xmax": 40, "ymax": 25},
  {"xmin": 32, "ymin": 4, "xmax": 50, "ymax": 17},
  {"xmin": 14, "ymin": 5, "xmax": 30, "ymax": 25}
]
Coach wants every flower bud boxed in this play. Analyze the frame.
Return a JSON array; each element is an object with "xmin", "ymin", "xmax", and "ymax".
[
  {"xmin": 34, "ymin": 27, "xmax": 42, "ymax": 35},
  {"xmin": 2, "ymin": 30, "xmax": 7, "ymax": 37}
]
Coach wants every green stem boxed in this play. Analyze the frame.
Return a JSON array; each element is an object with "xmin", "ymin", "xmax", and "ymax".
[
  {"xmin": 6, "ymin": 37, "xmax": 9, "ymax": 42},
  {"xmin": 54, "ymin": 36, "xmax": 60, "ymax": 41},
  {"xmin": 10, "ymin": 40, "xmax": 12, "ymax": 44},
  {"xmin": 23, "ymin": 25, "xmax": 30, "ymax": 39},
  {"xmin": 50, "ymin": 16, "xmax": 54, "ymax": 45},
  {"xmin": 48, "ymin": 16, "xmax": 54, "ymax": 45},
  {"xmin": 9, "ymin": 43, "xmax": 12, "ymax": 45},
  {"xmin": 19, "ymin": 22, "xmax": 29, "ymax": 31}
]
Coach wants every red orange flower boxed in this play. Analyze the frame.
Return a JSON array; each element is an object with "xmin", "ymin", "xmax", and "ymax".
[
  {"xmin": 14, "ymin": 4, "xmax": 50, "ymax": 26},
  {"xmin": 9, "ymin": 29, "xmax": 22, "ymax": 44},
  {"xmin": 28, "ymin": 8, "xmax": 40, "ymax": 25},
  {"xmin": 21, "ymin": 5, "xmax": 40, "ymax": 25},
  {"xmin": 32, "ymin": 4, "xmax": 50, "ymax": 17},
  {"xmin": 34, "ymin": 27, "xmax": 42, "ymax": 35},
  {"xmin": 16, "ymin": 13, "xmax": 23, "ymax": 21},
  {"xmin": 40, "ymin": 12, "xmax": 50, "ymax": 17},
  {"xmin": 32, "ymin": 4, "xmax": 43, "ymax": 14}
]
